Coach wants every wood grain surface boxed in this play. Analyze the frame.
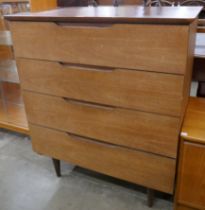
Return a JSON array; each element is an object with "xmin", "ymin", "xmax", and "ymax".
[
  {"xmin": 11, "ymin": 22, "xmax": 189, "ymax": 74},
  {"xmin": 0, "ymin": 46, "xmax": 13, "ymax": 61},
  {"xmin": 181, "ymin": 97, "xmax": 205, "ymax": 144},
  {"xmin": 18, "ymin": 58, "xmax": 184, "ymax": 116},
  {"xmin": 31, "ymin": 124, "xmax": 176, "ymax": 194},
  {"xmin": 175, "ymin": 97, "xmax": 205, "ymax": 210},
  {"xmin": 23, "ymin": 91, "xmax": 180, "ymax": 158},
  {"xmin": 30, "ymin": 0, "xmax": 57, "ymax": 12},
  {"xmin": 178, "ymin": 142, "xmax": 205, "ymax": 209}
]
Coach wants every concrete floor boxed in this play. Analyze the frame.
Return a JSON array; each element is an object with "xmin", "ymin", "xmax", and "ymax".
[{"xmin": 0, "ymin": 129, "xmax": 173, "ymax": 210}]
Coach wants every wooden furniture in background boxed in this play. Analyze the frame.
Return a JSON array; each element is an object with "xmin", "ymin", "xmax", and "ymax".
[
  {"xmin": 193, "ymin": 29, "xmax": 205, "ymax": 96},
  {"xmin": 30, "ymin": 0, "xmax": 57, "ymax": 12},
  {"xmin": 57, "ymin": 0, "xmax": 143, "ymax": 6},
  {"xmin": 175, "ymin": 97, "xmax": 205, "ymax": 210},
  {"xmin": 146, "ymin": 0, "xmax": 205, "ymax": 6},
  {"xmin": 6, "ymin": 6, "xmax": 201, "ymax": 206},
  {"xmin": 57, "ymin": 0, "xmax": 89, "ymax": 6},
  {"xmin": 0, "ymin": 1, "xmax": 29, "ymax": 134},
  {"xmin": 97, "ymin": 0, "xmax": 143, "ymax": 5}
]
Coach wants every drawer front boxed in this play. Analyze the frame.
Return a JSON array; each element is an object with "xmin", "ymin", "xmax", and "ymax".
[
  {"xmin": 30, "ymin": 124, "xmax": 176, "ymax": 193},
  {"xmin": 24, "ymin": 91, "xmax": 180, "ymax": 158},
  {"xmin": 178, "ymin": 142, "xmax": 205, "ymax": 209},
  {"xmin": 18, "ymin": 59, "xmax": 184, "ymax": 116},
  {"xmin": 11, "ymin": 21, "xmax": 189, "ymax": 74}
]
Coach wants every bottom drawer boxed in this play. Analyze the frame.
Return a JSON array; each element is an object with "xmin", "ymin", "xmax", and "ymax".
[{"xmin": 30, "ymin": 124, "xmax": 176, "ymax": 194}]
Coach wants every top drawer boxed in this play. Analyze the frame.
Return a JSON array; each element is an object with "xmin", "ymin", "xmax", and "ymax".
[{"xmin": 10, "ymin": 21, "xmax": 189, "ymax": 74}]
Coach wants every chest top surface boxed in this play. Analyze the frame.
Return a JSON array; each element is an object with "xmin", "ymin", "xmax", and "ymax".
[{"xmin": 5, "ymin": 6, "xmax": 202, "ymax": 24}]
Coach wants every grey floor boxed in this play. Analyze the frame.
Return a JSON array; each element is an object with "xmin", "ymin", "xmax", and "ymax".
[{"xmin": 0, "ymin": 129, "xmax": 173, "ymax": 210}]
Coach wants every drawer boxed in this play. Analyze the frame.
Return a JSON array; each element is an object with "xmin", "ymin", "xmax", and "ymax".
[
  {"xmin": 23, "ymin": 91, "xmax": 180, "ymax": 158},
  {"xmin": 11, "ymin": 21, "xmax": 189, "ymax": 74},
  {"xmin": 18, "ymin": 59, "xmax": 184, "ymax": 116},
  {"xmin": 30, "ymin": 124, "xmax": 176, "ymax": 194}
]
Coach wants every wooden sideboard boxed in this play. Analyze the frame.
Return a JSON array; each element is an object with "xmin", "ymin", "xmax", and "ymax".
[
  {"xmin": 5, "ymin": 6, "xmax": 201, "ymax": 202},
  {"xmin": 175, "ymin": 97, "xmax": 205, "ymax": 210},
  {"xmin": 0, "ymin": 1, "xmax": 29, "ymax": 134}
]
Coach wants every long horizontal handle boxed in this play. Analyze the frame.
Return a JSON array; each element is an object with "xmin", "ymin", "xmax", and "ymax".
[
  {"xmin": 58, "ymin": 62, "xmax": 116, "ymax": 72},
  {"xmin": 62, "ymin": 97, "xmax": 116, "ymax": 110},
  {"xmin": 66, "ymin": 132, "xmax": 117, "ymax": 148},
  {"xmin": 55, "ymin": 22, "xmax": 113, "ymax": 29}
]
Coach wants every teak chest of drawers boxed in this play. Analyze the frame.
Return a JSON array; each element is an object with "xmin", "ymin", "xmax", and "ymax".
[{"xmin": 6, "ymin": 6, "xmax": 201, "ymax": 197}]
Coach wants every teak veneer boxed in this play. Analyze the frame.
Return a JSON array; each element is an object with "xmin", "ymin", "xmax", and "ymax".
[
  {"xmin": 175, "ymin": 97, "xmax": 205, "ymax": 210},
  {"xmin": 5, "ymin": 6, "xmax": 202, "ymax": 206}
]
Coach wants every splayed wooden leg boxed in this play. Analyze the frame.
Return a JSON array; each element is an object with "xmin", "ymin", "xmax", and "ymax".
[
  {"xmin": 52, "ymin": 158, "xmax": 61, "ymax": 177},
  {"xmin": 147, "ymin": 188, "xmax": 155, "ymax": 207}
]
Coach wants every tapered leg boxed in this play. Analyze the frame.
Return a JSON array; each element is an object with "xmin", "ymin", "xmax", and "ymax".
[
  {"xmin": 147, "ymin": 188, "xmax": 155, "ymax": 207},
  {"xmin": 52, "ymin": 158, "xmax": 61, "ymax": 177}
]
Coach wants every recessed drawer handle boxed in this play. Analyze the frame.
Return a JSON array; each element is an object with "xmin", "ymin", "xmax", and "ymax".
[
  {"xmin": 62, "ymin": 97, "xmax": 116, "ymax": 110},
  {"xmin": 55, "ymin": 22, "xmax": 113, "ymax": 29},
  {"xmin": 58, "ymin": 62, "xmax": 115, "ymax": 72},
  {"xmin": 66, "ymin": 132, "xmax": 118, "ymax": 148}
]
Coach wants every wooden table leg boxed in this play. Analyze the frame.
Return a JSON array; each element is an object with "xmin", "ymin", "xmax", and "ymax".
[
  {"xmin": 52, "ymin": 158, "xmax": 61, "ymax": 177},
  {"xmin": 147, "ymin": 188, "xmax": 155, "ymax": 207}
]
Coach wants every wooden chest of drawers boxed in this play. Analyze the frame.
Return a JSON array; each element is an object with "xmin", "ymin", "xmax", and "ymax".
[{"xmin": 6, "ymin": 6, "xmax": 202, "ymax": 195}]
